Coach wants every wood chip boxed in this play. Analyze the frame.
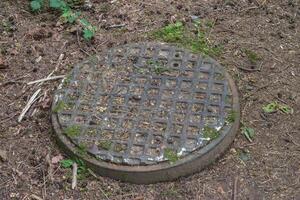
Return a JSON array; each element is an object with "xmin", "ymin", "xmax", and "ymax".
[{"xmin": 72, "ymin": 162, "xmax": 78, "ymax": 189}]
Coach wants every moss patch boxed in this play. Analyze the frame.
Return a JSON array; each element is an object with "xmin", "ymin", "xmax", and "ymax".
[
  {"xmin": 164, "ymin": 148, "xmax": 179, "ymax": 163},
  {"xmin": 152, "ymin": 21, "xmax": 222, "ymax": 56},
  {"xmin": 226, "ymin": 110, "xmax": 237, "ymax": 123},
  {"xmin": 76, "ymin": 142, "xmax": 88, "ymax": 156},
  {"xmin": 153, "ymin": 21, "xmax": 184, "ymax": 43},
  {"xmin": 64, "ymin": 125, "xmax": 81, "ymax": 138},
  {"xmin": 98, "ymin": 140, "xmax": 112, "ymax": 150},
  {"xmin": 203, "ymin": 126, "xmax": 220, "ymax": 140},
  {"xmin": 53, "ymin": 100, "xmax": 66, "ymax": 113}
]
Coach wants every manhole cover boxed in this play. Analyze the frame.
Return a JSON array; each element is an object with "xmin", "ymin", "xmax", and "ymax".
[{"xmin": 52, "ymin": 42, "xmax": 240, "ymax": 183}]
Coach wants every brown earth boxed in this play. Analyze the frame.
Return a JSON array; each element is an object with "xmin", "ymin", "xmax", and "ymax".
[{"xmin": 0, "ymin": 0, "xmax": 299, "ymax": 199}]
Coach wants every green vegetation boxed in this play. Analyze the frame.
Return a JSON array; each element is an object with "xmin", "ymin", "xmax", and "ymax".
[
  {"xmin": 262, "ymin": 102, "xmax": 293, "ymax": 114},
  {"xmin": 241, "ymin": 126, "xmax": 255, "ymax": 143},
  {"xmin": 60, "ymin": 158, "xmax": 89, "ymax": 180},
  {"xmin": 153, "ymin": 22, "xmax": 184, "ymax": 43},
  {"xmin": 76, "ymin": 142, "xmax": 88, "ymax": 156},
  {"xmin": 29, "ymin": 0, "xmax": 96, "ymax": 40},
  {"xmin": 53, "ymin": 100, "xmax": 66, "ymax": 113},
  {"xmin": 226, "ymin": 110, "xmax": 237, "ymax": 123},
  {"xmin": 64, "ymin": 125, "xmax": 81, "ymax": 137},
  {"xmin": 114, "ymin": 143, "xmax": 126, "ymax": 152},
  {"xmin": 164, "ymin": 148, "xmax": 179, "ymax": 163},
  {"xmin": 62, "ymin": 74, "xmax": 71, "ymax": 86},
  {"xmin": 147, "ymin": 60, "xmax": 171, "ymax": 75},
  {"xmin": 238, "ymin": 149, "xmax": 250, "ymax": 162},
  {"xmin": 243, "ymin": 49, "xmax": 261, "ymax": 64},
  {"xmin": 203, "ymin": 126, "xmax": 220, "ymax": 140},
  {"xmin": 98, "ymin": 140, "xmax": 112, "ymax": 150},
  {"xmin": 152, "ymin": 21, "xmax": 222, "ymax": 56}
]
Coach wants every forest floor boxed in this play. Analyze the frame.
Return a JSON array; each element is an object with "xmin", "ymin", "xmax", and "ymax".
[{"xmin": 0, "ymin": 0, "xmax": 299, "ymax": 199}]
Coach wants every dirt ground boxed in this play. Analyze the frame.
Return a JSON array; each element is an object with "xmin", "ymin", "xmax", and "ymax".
[{"xmin": 0, "ymin": 0, "xmax": 299, "ymax": 199}]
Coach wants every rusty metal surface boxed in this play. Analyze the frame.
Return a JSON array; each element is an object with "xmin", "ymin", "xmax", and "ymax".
[{"xmin": 53, "ymin": 43, "xmax": 235, "ymax": 167}]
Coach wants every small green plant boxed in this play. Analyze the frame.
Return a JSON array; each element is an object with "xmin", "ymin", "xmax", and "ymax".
[
  {"xmin": 152, "ymin": 20, "xmax": 222, "ymax": 56},
  {"xmin": 238, "ymin": 149, "xmax": 250, "ymax": 162},
  {"xmin": 60, "ymin": 158, "xmax": 89, "ymax": 179},
  {"xmin": 53, "ymin": 100, "xmax": 66, "ymax": 113},
  {"xmin": 30, "ymin": 0, "xmax": 43, "ymax": 12},
  {"xmin": 226, "ymin": 110, "xmax": 237, "ymax": 123},
  {"xmin": 164, "ymin": 148, "xmax": 179, "ymax": 163},
  {"xmin": 153, "ymin": 22, "xmax": 184, "ymax": 43},
  {"xmin": 64, "ymin": 125, "xmax": 81, "ymax": 137},
  {"xmin": 242, "ymin": 126, "xmax": 255, "ymax": 143},
  {"xmin": 29, "ymin": 0, "xmax": 96, "ymax": 40},
  {"xmin": 262, "ymin": 102, "xmax": 293, "ymax": 114},
  {"xmin": 243, "ymin": 49, "xmax": 261, "ymax": 64},
  {"xmin": 202, "ymin": 126, "xmax": 220, "ymax": 140}
]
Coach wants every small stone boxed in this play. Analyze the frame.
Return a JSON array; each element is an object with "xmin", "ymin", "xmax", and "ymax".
[
  {"xmin": 0, "ymin": 149, "xmax": 8, "ymax": 162},
  {"xmin": 0, "ymin": 56, "xmax": 8, "ymax": 68}
]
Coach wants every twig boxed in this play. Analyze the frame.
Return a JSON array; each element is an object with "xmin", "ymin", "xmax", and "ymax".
[
  {"xmin": 72, "ymin": 162, "xmax": 78, "ymax": 190},
  {"xmin": 240, "ymin": 6, "xmax": 258, "ymax": 13},
  {"xmin": 30, "ymin": 194, "xmax": 43, "ymax": 200},
  {"xmin": 18, "ymin": 88, "xmax": 41, "ymax": 122},
  {"xmin": 0, "ymin": 113, "xmax": 18, "ymax": 124},
  {"xmin": 0, "ymin": 74, "xmax": 29, "ymax": 87},
  {"xmin": 232, "ymin": 176, "xmax": 238, "ymax": 200},
  {"xmin": 47, "ymin": 54, "xmax": 64, "ymax": 79},
  {"xmin": 87, "ymin": 169, "xmax": 110, "ymax": 200},
  {"xmin": 107, "ymin": 24, "xmax": 126, "ymax": 29},
  {"xmin": 46, "ymin": 152, "xmax": 54, "ymax": 182},
  {"xmin": 236, "ymin": 66, "xmax": 260, "ymax": 72},
  {"xmin": 27, "ymin": 75, "xmax": 65, "ymax": 85}
]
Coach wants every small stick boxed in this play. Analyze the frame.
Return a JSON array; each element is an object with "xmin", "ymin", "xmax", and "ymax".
[
  {"xmin": 18, "ymin": 88, "xmax": 41, "ymax": 122},
  {"xmin": 87, "ymin": 169, "xmax": 110, "ymax": 200},
  {"xmin": 27, "ymin": 75, "xmax": 65, "ymax": 85},
  {"xmin": 0, "ymin": 74, "xmax": 29, "ymax": 87},
  {"xmin": 30, "ymin": 194, "xmax": 43, "ymax": 200},
  {"xmin": 107, "ymin": 24, "xmax": 126, "ymax": 29},
  {"xmin": 232, "ymin": 176, "xmax": 238, "ymax": 200},
  {"xmin": 48, "ymin": 54, "xmax": 64, "ymax": 78},
  {"xmin": 46, "ymin": 152, "xmax": 54, "ymax": 182},
  {"xmin": 71, "ymin": 162, "xmax": 78, "ymax": 190}
]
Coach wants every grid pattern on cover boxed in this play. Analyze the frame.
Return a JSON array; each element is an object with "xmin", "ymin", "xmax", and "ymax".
[{"xmin": 54, "ymin": 43, "xmax": 233, "ymax": 165}]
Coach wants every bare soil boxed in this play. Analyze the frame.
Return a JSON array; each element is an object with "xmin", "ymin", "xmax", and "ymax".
[{"xmin": 0, "ymin": 0, "xmax": 299, "ymax": 199}]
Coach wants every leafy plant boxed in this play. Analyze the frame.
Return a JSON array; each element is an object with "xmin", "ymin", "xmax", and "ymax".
[
  {"xmin": 29, "ymin": 0, "xmax": 96, "ymax": 40},
  {"xmin": 30, "ymin": 0, "xmax": 43, "ymax": 12},
  {"xmin": 242, "ymin": 127, "xmax": 255, "ymax": 143},
  {"xmin": 60, "ymin": 158, "xmax": 89, "ymax": 179},
  {"xmin": 238, "ymin": 149, "xmax": 250, "ymax": 162},
  {"xmin": 262, "ymin": 102, "xmax": 293, "ymax": 114}
]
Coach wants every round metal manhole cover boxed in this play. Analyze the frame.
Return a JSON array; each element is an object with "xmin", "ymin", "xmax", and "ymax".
[{"xmin": 52, "ymin": 42, "xmax": 240, "ymax": 183}]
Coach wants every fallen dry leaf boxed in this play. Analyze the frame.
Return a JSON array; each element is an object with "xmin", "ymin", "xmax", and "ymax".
[{"xmin": 51, "ymin": 154, "xmax": 63, "ymax": 164}]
